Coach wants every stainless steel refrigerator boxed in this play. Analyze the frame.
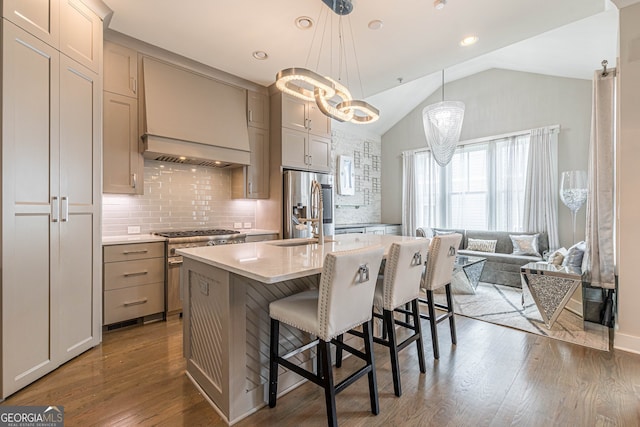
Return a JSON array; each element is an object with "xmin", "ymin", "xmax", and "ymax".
[{"xmin": 283, "ymin": 170, "xmax": 335, "ymax": 239}]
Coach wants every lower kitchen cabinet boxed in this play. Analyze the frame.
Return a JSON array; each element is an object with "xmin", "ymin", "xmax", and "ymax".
[{"xmin": 103, "ymin": 242, "xmax": 165, "ymax": 325}]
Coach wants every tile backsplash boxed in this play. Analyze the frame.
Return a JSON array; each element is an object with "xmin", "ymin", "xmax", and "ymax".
[{"xmin": 102, "ymin": 160, "xmax": 256, "ymax": 236}]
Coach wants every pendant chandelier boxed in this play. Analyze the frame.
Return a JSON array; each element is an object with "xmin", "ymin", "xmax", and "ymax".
[
  {"xmin": 422, "ymin": 70, "xmax": 465, "ymax": 166},
  {"xmin": 275, "ymin": 0, "xmax": 379, "ymax": 124}
]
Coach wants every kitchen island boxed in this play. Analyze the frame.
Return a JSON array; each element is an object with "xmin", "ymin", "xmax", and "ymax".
[{"xmin": 177, "ymin": 233, "xmax": 420, "ymax": 424}]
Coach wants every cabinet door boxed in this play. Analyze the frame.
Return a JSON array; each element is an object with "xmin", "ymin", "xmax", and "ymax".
[
  {"xmin": 58, "ymin": 55, "xmax": 101, "ymax": 361},
  {"xmin": 2, "ymin": 0, "xmax": 60, "ymax": 48},
  {"xmin": 59, "ymin": 0, "xmax": 101, "ymax": 73},
  {"xmin": 103, "ymin": 92, "xmax": 142, "ymax": 194},
  {"xmin": 247, "ymin": 90, "xmax": 269, "ymax": 130},
  {"xmin": 308, "ymin": 135, "xmax": 331, "ymax": 173},
  {"xmin": 104, "ymin": 41, "xmax": 138, "ymax": 97},
  {"xmin": 247, "ymin": 127, "xmax": 270, "ymax": 199},
  {"xmin": 281, "ymin": 128, "xmax": 308, "ymax": 170},
  {"xmin": 307, "ymin": 101, "xmax": 331, "ymax": 138},
  {"xmin": 1, "ymin": 22, "xmax": 60, "ymax": 398},
  {"xmin": 281, "ymin": 94, "xmax": 308, "ymax": 132}
]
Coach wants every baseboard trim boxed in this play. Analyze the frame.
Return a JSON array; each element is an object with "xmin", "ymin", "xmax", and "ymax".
[{"xmin": 613, "ymin": 331, "xmax": 640, "ymax": 355}]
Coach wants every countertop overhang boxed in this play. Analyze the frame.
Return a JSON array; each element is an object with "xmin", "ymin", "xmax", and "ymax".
[{"xmin": 177, "ymin": 233, "xmax": 422, "ymax": 284}]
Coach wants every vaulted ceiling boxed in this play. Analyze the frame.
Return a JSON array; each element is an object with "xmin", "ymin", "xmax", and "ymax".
[{"xmin": 103, "ymin": 0, "xmax": 618, "ymax": 134}]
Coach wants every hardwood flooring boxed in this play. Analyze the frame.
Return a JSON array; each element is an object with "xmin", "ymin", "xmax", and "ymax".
[{"xmin": 2, "ymin": 316, "xmax": 640, "ymax": 426}]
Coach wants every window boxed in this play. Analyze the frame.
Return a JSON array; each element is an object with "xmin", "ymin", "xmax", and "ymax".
[{"xmin": 415, "ymin": 134, "xmax": 530, "ymax": 231}]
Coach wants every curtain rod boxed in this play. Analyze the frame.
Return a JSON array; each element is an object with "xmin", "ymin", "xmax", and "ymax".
[{"xmin": 402, "ymin": 124, "xmax": 561, "ymax": 156}]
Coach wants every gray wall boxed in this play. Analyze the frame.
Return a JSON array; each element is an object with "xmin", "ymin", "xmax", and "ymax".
[{"xmin": 381, "ymin": 68, "xmax": 592, "ymax": 248}]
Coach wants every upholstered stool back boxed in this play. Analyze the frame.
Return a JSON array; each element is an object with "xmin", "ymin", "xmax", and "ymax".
[
  {"xmin": 375, "ymin": 240, "xmax": 430, "ymax": 311},
  {"xmin": 317, "ymin": 245, "xmax": 384, "ymax": 342},
  {"xmin": 422, "ymin": 233, "xmax": 462, "ymax": 291}
]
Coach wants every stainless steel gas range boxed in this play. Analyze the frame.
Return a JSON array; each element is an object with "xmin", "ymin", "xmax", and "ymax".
[{"xmin": 153, "ymin": 229, "xmax": 247, "ymax": 315}]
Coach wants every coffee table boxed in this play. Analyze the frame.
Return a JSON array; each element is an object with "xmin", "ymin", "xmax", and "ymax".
[
  {"xmin": 450, "ymin": 255, "xmax": 487, "ymax": 294},
  {"xmin": 520, "ymin": 262, "xmax": 582, "ymax": 328}
]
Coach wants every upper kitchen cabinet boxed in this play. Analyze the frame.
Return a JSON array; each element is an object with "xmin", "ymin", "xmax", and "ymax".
[
  {"xmin": 103, "ymin": 92, "xmax": 142, "ymax": 194},
  {"xmin": 2, "ymin": 0, "xmax": 60, "ymax": 48},
  {"xmin": 2, "ymin": 0, "xmax": 101, "ymax": 73},
  {"xmin": 104, "ymin": 41, "xmax": 138, "ymax": 97},
  {"xmin": 271, "ymin": 91, "xmax": 331, "ymax": 173},
  {"xmin": 103, "ymin": 40, "xmax": 143, "ymax": 195},
  {"xmin": 281, "ymin": 93, "xmax": 331, "ymax": 138},
  {"xmin": 1, "ymin": 12, "xmax": 103, "ymax": 399},
  {"xmin": 247, "ymin": 90, "xmax": 269, "ymax": 130},
  {"xmin": 232, "ymin": 126, "xmax": 270, "ymax": 199}
]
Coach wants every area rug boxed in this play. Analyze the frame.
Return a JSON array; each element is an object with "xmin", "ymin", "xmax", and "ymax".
[{"xmin": 433, "ymin": 282, "xmax": 610, "ymax": 351}]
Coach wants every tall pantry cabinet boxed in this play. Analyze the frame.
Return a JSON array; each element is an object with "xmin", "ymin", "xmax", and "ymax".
[{"xmin": 1, "ymin": 0, "xmax": 105, "ymax": 398}]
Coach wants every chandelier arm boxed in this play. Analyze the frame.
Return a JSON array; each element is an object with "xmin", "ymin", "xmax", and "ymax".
[{"xmin": 347, "ymin": 14, "xmax": 364, "ymax": 99}]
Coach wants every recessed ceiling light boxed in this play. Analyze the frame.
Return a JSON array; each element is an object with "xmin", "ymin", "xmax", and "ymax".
[
  {"xmin": 434, "ymin": 0, "xmax": 446, "ymax": 10},
  {"xmin": 179, "ymin": 156, "xmax": 186, "ymax": 160},
  {"xmin": 368, "ymin": 19, "xmax": 383, "ymax": 30},
  {"xmin": 295, "ymin": 16, "xmax": 314, "ymax": 30},
  {"xmin": 460, "ymin": 35, "xmax": 479, "ymax": 46},
  {"xmin": 252, "ymin": 51, "xmax": 268, "ymax": 60}
]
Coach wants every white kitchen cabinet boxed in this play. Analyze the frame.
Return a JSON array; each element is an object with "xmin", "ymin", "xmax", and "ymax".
[
  {"xmin": 281, "ymin": 93, "xmax": 331, "ymax": 138},
  {"xmin": 103, "ymin": 242, "xmax": 165, "ymax": 325},
  {"xmin": 103, "ymin": 41, "xmax": 143, "ymax": 195},
  {"xmin": 232, "ymin": 126, "xmax": 270, "ymax": 199},
  {"xmin": 3, "ymin": 0, "xmax": 101, "ymax": 73},
  {"xmin": 273, "ymin": 93, "xmax": 331, "ymax": 173},
  {"xmin": 103, "ymin": 92, "xmax": 143, "ymax": 194},
  {"xmin": 104, "ymin": 41, "xmax": 138, "ymax": 98},
  {"xmin": 247, "ymin": 90, "xmax": 269, "ymax": 130},
  {"xmin": 1, "ymin": 18, "xmax": 102, "ymax": 399},
  {"xmin": 385, "ymin": 225, "xmax": 402, "ymax": 235}
]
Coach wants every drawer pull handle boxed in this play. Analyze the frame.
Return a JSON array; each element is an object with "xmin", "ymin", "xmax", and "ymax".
[
  {"xmin": 124, "ymin": 270, "xmax": 148, "ymax": 277},
  {"xmin": 123, "ymin": 298, "xmax": 148, "ymax": 307},
  {"xmin": 122, "ymin": 250, "xmax": 149, "ymax": 255}
]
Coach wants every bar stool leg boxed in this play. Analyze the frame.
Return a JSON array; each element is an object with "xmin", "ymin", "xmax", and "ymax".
[
  {"xmin": 383, "ymin": 309, "xmax": 402, "ymax": 397},
  {"xmin": 319, "ymin": 340, "xmax": 337, "ymax": 427},
  {"xmin": 268, "ymin": 318, "xmax": 280, "ymax": 407},
  {"xmin": 426, "ymin": 289, "xmax": 440, "ymax": 359},
  {"xmin": 411, "ymin": 299, "xmax": 426, "ymax": 373},
  {"xmin": 362, "ymin": 320, "xmax": 380, "ymax": 415},
  {"xmin": 335, "ymin": 334, "xmax": 344, "ymax": 368},
  {"xmin": 445, "ymin": 284, "xmax": 457, "ymax": 345}
]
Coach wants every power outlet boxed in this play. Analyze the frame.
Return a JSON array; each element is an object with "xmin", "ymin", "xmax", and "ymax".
[
  {"xmin": 234, "ymin": 222, "xmax": 243, "ymax": 229},
  {"xmin": 243, "ymin": 222, "xmax": 252, "ymax": 229},
  {"xmin": 127, "ymin": 226, "xmax": 141, "ymax": 234}
]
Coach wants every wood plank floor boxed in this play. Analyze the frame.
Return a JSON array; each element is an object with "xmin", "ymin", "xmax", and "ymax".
[{"xmin": 2, "ymin": 316, "xmax": 640, "ymax": 426}]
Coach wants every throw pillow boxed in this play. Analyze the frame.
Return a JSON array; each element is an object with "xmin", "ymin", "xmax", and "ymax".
[
  {"xmin": 433, "ymin": 229, "xmax": 455, "ymax": 236},
  {"xmin": 547, "ymin": 247, "xmax": 568, "ymax": 266},
  {"xmin": 510, "ymin": 234, "xmax": 541, "ymax": 257},
  {"xmin": 562, "ymin": 241, "xmax": 586, "ymax": 268},
  {"xmin": 467, "ymin": 238, "xmax": 497, "ymax": 253}
]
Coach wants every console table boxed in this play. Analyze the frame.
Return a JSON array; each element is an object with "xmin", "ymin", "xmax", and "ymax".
[{"xmin": 520, "ymin": 262, "xmax": 582, "ymax": 328}]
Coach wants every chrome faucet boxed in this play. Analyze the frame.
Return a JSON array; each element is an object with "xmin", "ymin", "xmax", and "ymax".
[{"xmin": 300, "ymin": 180, "xmax": 324, "ymax": 245}]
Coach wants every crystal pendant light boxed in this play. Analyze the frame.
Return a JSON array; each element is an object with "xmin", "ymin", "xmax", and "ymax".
[{"xmin": 422, "ymin": 70, "xmax": 465, "ymax": 166}]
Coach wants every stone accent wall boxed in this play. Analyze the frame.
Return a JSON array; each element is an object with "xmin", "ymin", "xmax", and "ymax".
[{"xmin": 331, "ymin": 128, "xmax": 382, "ymax": 225}]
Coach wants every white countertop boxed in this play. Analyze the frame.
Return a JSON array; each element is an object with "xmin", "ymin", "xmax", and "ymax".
[
  {"xmin": 102, "ymin": 234, "xmax": 167, "ymax": 245},
  {"xmin": 177, "ymin": 234, "xmax": 422, "ymax": 284}
]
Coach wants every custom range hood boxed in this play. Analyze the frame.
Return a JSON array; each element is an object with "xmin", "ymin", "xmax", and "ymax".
[{"xmin": 141, "ymin": 57, "xmax": 250, "ymax": 168}]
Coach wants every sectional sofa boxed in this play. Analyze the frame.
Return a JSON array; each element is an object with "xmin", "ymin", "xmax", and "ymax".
[{"xmin": 419, "ymin": 228, "xmax": 549, "ymax": 288}]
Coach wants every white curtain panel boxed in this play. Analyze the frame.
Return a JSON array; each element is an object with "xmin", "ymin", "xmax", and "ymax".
[
  {"xmin": 583, "ymin": 71, "xmax": 616, "ymax": 289},
  {"xmin": 401, "ymin": 151, "xmax": 418, "ymax": 236},
  {"xmin": 523, "ymin": 127, "xmax": 560, "ymax": 250}
]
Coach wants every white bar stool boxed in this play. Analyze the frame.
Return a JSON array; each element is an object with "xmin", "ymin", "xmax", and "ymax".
[
  {"xmin": 338, "ymin": 240, "xmax": 430, "ymax": 397},
  {"xmin": 419, "ymin": 233, "xmax": 463, "ymax": 359},
  {"xmin": 268, "ymin": 245, "xmax": 385, "ymax": 427}
]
